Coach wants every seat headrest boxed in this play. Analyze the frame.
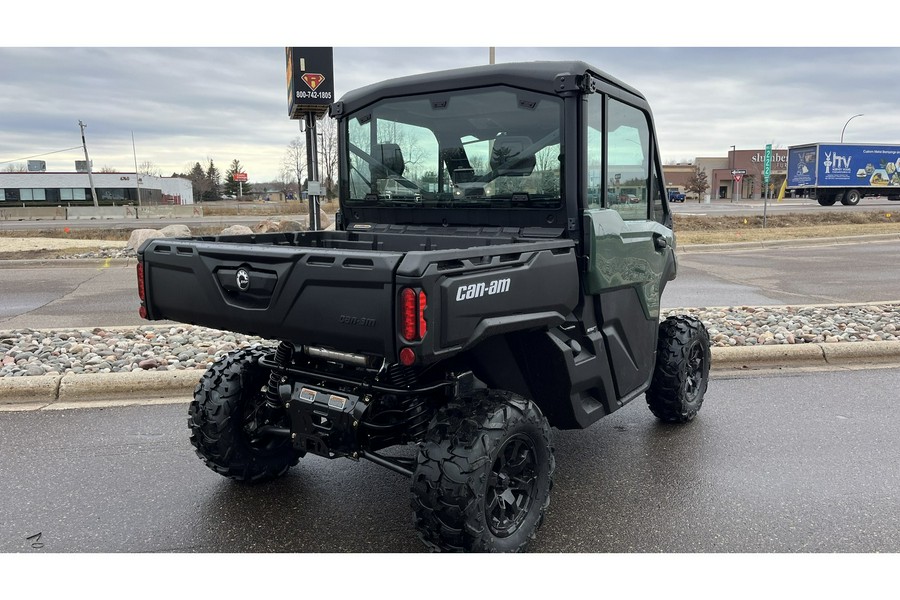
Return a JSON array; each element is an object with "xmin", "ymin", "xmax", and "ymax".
[
  {"xmin": 370, "ymin": 143, "xmax": 404, "ymax": 180},
  {"xmin": 490, "ymin": 136, "xmax": 535, "ymax": 176}
]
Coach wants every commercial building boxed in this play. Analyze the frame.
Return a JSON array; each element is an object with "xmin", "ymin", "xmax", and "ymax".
[
  {"xmin": 664, "ymin": 148, "xmax": 789, "ymax": 201},
  {"xmin": 0, "ymin": 171, "xmax": 194, "ymax": 206}
]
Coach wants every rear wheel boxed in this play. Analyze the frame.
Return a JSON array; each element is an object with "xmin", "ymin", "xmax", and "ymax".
[
  {"xmin": 646, "ymin": 316, "xmax": 711, "ymax": 423},
  {"xmin": 411, "ymin": 390, "xmax": 554, "ymax": 552},
  {"xmin": 817, "ymin": 195, "xmax": 837, "ymax": 206},
  {"xmin": 188, "ymin": 347, "xmax": 301, "ymax": 483},
  {"xmin": 841, "ymin": 189, "xmax": 861, "ymax": 205}
]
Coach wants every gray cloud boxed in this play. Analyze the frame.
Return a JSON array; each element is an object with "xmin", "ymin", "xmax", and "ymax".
[{"xmin": 2, "ymin": 47, "xmax": 898, "ymax": 182}]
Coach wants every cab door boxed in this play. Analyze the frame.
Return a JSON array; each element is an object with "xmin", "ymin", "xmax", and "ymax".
[{"xmin": 583, "ymin": 94, "xmax": 676, "ymax": 401}]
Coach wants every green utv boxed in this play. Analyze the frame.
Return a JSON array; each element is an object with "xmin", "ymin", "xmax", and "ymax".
[{"xmin": 137, "ymin": 61, "xmax": 711, "ymax": 552}]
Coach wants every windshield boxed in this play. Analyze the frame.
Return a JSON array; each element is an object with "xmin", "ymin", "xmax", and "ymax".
[{"xmin": 343, "ymin": 86, "xmax": 562, "ymax": 208}]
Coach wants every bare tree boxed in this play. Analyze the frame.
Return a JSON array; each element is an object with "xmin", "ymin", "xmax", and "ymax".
[
  {"xmin": 317, "ymin": 117, "xmax": 338, "ymax": 200},
  {"xmin": 2, "ymin": 163, "xmax": 28, "ymax": 172},
  {"xmin": 98, "ymin": 165, "xmax": 118, "ymax": 173},
  {"xmin": 686, "ymin": 166, "xmax": 709, "ymax": 202},
  {"xmin": 278, "ymin": 166, "xmax": 298, "ymax": 199},
  {"xmin": 138, "ymin": 160, "xmax": 162, "ymax": 177},
  {"xmin": 284, "ymin": 136, "xmax": 306, "ymax": 192}
]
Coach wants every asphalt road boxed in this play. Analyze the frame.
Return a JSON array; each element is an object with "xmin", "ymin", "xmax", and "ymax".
[
  {"xmin": 669, "ymin": 195, "xmax": 900, "ymax": 216},
  {"xmin": 1, "ymin": 366, "xmax": 898, "ymax": 553},
  {"xmin": 0, "ymin": 260, "xmax": 146, "ymax": 329},
  {"xmin": 668, "ymin": 239, "xmax": 900, "ymax": 307},
  {"xmin": 3, "ymin": 239, "xmax": 899, "ymax": 332}
]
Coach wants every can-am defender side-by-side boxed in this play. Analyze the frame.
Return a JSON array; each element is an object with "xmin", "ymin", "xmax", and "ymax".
[{"xmin": 136, "ymin": 61, "xmax": 710, "ymax": 552}]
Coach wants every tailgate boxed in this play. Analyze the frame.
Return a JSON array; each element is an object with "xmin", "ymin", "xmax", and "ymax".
[{"xmin": 139, "ymin": 239, "xmax": 402, "ymax": 357}]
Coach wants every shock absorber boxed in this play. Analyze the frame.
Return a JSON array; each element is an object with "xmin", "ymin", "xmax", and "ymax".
[{"xmin": 266, "ymin": 341, "xmax": 294, "ymax": 408}]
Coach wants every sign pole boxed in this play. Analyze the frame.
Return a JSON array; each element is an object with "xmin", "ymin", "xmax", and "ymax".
[
  {"xmin": 286, "ymin": 47, "xmax": 334, "ymax": 232},
  {"xmin": 762, "ymin": 144, "xmax": 772, "ymax": 228},
  {"xmin": 305, "ymin": 113, "xmax": 321, "ymax": 231}
]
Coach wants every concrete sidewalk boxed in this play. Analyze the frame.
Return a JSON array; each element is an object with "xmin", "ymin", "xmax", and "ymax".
[{"xmin": 2, "ymin": 341, "xmax": 899, "ymax": 411}]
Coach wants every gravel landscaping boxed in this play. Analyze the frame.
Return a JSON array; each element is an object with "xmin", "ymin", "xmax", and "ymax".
[{"xmin": 2, "ymin": 303, "xmax": 899, "ymax": 377}]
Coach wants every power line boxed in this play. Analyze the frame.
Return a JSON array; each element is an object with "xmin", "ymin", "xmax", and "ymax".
[{"xmin": 0, "ymin": 146, "xmax": 83, "ymax": 165}]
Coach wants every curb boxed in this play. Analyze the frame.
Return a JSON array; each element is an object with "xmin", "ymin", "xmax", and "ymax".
[
  {"xmin": 0, "ymin": 369, "xmax": 203, "ymax": 409},
  {"xmin": 3, "ymin": 341, "xmax": 900, "ymax": 410},
  {"xmin": 680, "ymin": 233, "xmax": 900, "ymax": 253},
  {"xmin": 710, "ymin": 340, "xmax": 900, "ymax": 370},
  {"xmin": 0, "ymin": 257, "xmax": 136, "ymax": 268}
]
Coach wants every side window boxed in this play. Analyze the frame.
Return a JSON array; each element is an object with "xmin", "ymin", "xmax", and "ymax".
[
  {"xmin": 650, "ymin": 163, "xmax": 667, "ymax": 224},
  {"xmin": 607, "ymin": 99, "xmax": 650, "ymax": 221}
]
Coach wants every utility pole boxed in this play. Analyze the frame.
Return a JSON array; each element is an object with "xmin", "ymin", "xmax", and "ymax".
[
  {"xmin": 78, "ymin": 120, "xmax": 99, "ymax": 207},
  {"xmin": 131, "ymin": 130, "xmax": 142, "ymax": 211}
]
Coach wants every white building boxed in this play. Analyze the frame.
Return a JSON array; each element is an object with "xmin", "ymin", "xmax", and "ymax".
[{"xmin": 0, "ymin": 171, "xmax": 193, "ymax": 205}]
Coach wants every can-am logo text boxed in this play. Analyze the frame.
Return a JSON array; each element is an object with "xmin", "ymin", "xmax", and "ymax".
[{"xmin": 456, "ymin": 278, "xmax": 511, "ymax": 301}]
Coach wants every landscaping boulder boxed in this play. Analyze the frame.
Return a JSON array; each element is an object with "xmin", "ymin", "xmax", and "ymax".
[
  {"xmin": 219, "ymin": 225, "xmax": 254, "ymax": 236},
  {"xmin": 159, "ymin": 224, "xmax": 192, "ymax": 239},
  {"xmin": 125, "ymin": 228, "xmax": 161, "ymax": 251}
]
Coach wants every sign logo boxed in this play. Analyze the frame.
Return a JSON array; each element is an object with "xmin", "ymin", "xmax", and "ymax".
[
  {"xmin": 456, "ymin": 278, "xmax": 511, "ymax": 302},
  {"xmin": 301, "ymin": 73, "xmax": 325, "ymax": 91},
  {"xmin": 236, "ymin": 268, "xmax": 251, "ymax": 291}
]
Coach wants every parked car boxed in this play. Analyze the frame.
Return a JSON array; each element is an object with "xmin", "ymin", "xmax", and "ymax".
[{"xmin": 667, "ymin": 188, "xmax": 686, "ymax": 202}]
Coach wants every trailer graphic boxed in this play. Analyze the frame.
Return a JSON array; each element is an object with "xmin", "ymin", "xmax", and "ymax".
[{"xmin": 786, "ymin": 143, "xmax": 900, "ymax": 205}]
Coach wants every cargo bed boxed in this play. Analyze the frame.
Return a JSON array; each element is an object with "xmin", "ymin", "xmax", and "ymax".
[{"xmin": 138, "ymin": 227, "xmax": 579, "ymax": 363}]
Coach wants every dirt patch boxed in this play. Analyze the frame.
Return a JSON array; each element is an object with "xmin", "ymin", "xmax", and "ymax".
[
  {"xmin": 673, "ymin": 210, "xmax": 900, "ymax": 244},
  {"xmin": 673, "ymin": 210, "xmax": 898, "ymax": 231}
]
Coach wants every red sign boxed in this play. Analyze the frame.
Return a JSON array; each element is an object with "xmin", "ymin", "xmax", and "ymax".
[
  {"xmin": 733, "ymin": 174, "xmax": 743, "ymax": 183},
  {"xmin": 233, "ymin": 172, "xmax": 248, "ymax": 182},
  {"xmin": 301, "ymin": 73, "xmax": 325, "ymax": 91}
]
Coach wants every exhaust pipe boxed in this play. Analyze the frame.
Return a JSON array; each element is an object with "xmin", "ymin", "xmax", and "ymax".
[{"xmin": 303, "ymin": 345, "xmax": 373, "ymax": 368}]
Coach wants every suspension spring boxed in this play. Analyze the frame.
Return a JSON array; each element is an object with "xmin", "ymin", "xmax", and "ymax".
[{"xmin": 266, "ymin": 341, "xmax": 294, "ymax": 408}]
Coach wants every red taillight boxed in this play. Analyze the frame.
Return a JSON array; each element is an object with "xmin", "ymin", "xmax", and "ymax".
[
  {"xmin": 418, "ymin": 291, "xmax": 427, "ymax": 338},
  {"xmin": 136, "ymin": 262, "xmax": 146, "ymax": 301},
  {"xmin": 399, "ymin": 347, "xmax": 416, "ymax": 366},
  {"xmin": 137, "ymin": 262, "xmax": 148, "ymax": 319},
  {"xmin": 401, "ymin": 288, "xmax": 417, "ymax": 341},
  {"xmin": 400, "ymin": 287, "xmax": 427, "ymax": 342}
]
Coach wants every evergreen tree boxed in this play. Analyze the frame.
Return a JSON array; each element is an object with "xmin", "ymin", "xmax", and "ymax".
[
  {"xmin": 189, "ymin": 162, "xmax": 211, "ymax": 203},
  {"xmin": 224, "ymin": 159, "xmax": 247, "ymax": 198},
  {"xmin": 205, "ymin": 159, "xmax": 221, "ymax": 201}
]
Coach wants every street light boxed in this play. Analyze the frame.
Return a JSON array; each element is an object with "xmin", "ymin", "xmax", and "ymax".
[{"xmin": 840, "ymin": 114, "xmax": 864, "ymax": 143}]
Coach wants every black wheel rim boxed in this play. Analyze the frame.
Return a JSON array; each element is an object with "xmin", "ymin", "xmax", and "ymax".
[
  {"xmin": 684, "ymin": 341, "xmax": 706, "ymax": 402},
  {"xmin": 485, "ymin": 433, "xmax": 538, "ymax": 538}
]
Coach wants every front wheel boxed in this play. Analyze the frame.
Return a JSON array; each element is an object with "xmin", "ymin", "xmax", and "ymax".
[
  {"xmin": 411, "ymin": 390, "xmax": 554, "ymax": 552},
  {"xmin": 841, "ymin": 189, "xmax": 861, "ymax": 205},
  {"xmin": 646, "ymin": 315, "xmax": 711, "ymax": 423},
  {"xmin": 817, "ymin": 195, "xmax": 837, "ymax": 206},
  {"xmin": 188, "ymin": 347, "xmax": 301, "ymax": 483}
]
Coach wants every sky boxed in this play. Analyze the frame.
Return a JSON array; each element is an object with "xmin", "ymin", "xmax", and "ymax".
[{"xmin": 1, "ymin": 5, "xmax": 897, "ymax": 186}]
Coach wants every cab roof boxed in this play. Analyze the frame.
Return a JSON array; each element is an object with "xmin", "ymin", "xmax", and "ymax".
[{"xmin": 332, "ymin": 60, "xmax": 646, "ymax": 116}]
